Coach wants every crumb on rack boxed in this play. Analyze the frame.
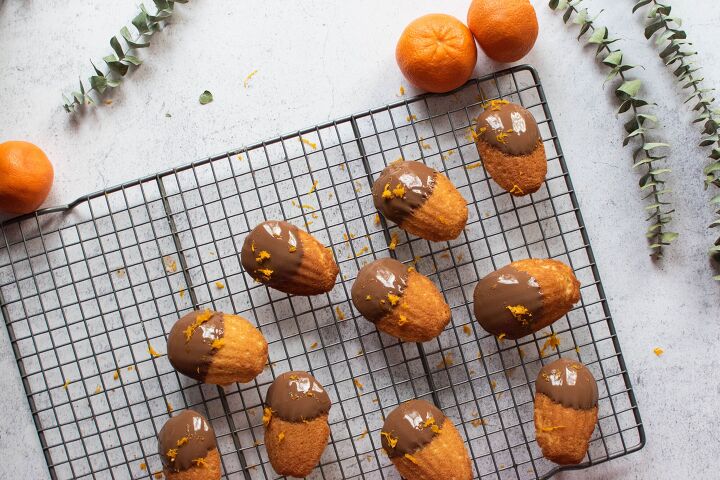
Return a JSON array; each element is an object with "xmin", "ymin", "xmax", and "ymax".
[
  {"xmin": 463, "ymin": 325, "xmax": 472, "ymax": 336},
  {"xmin": 95, "ymin": 385, "xmax": 102, "ymax": 394},
  {"xmin": 167, "ymin": 402, "xmax": 173, "ymax": 413},
  {"xmin": 243, "ymin": 69, "xmax": 258, "ymax": 88},
  {"xmin": 62, "ymin": 379, "xmax": 70, "ymax": 390},
  {"xmin": 115, "ymin": 268, "xmax": 126, "ymax": 277},
  {"xmin": 163, "ymin": 256, "xmax": 177, "ymax": 273},
  {"xmin": 113, "ymin": 369, "xmax": 120, "ymax": 381},
  {"xmin": 441, "ymin": 149, "xmax": 455, "ymax": 161},
  {"xmin": 357, "ymin": 349, "xmax": 364, "ymax": 356},
  {"xmin": 509, "ymin": 184, "xmax": 525, "ymax": 195},
  {"xmin": 237, "ymin": 154, "xmax": 244, "ymax": 162},
  {"xmin": 353, "ymin": 378, "xmax": 364, "ymax": 390},
  {"xmin": 490, "ymin": 379, "xmax": 497, "ymax": 390},
  {"xmin": 406, "ymin": 114, "xmax": 417, "ymax": 122},
  {"xmin": 419, "ymin": 137, "xmax": 432, "ymax": 150},
  {"xmin": 497, "ymin": 333, "xmax": 506, "ymax": 342},
  {"xmin": 465, "ymin": 161, "xmax": 483, "ymax": 170},
  {"xmin": 309, "ymin": 342, "xmax": 318, "ymax": 350},
  {"xmin": 435, "ymin": 353, "xmax": 454, "ymax": 369},
  {"xmin": 153, "ymin": 473, "xmax": 163, "ymax": 479},
  {"xmin": 178, "ymin": 287, "xmax": 186, "ymax": 298},
  {"xmin": 399, "ymin": 85, "xmax": 405, "ymax": 96},
  {"xmin": 653, "ymin": 347, "xmax": 664, "ymax": 356},
  {"xmin": 214, "ymin": 280, "xmax": 225, "ymax": 289},
  {"xmin": 374, "ymin": 213, "xmax": 381, "ymax": 226},
  {"xmin": 471, "ymin": 418, "xmax": 487, "ymax": 428},
  {"xmin": 518, "ymin": 347, "xmax": 525, "ymax": 360},
  {"xmin": 357, "ymin": 429, "xmax": 368, "ymax": 440}
]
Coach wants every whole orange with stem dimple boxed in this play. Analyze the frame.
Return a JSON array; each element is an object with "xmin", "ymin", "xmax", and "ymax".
[
  {"xmin": 0, "ymin": 141, "xmax": 54, "ymax": 215},
  {"xmin": 467, "ymin": 0, "xmax": 539, "ymax": 63},
  {"xmin": 396, "ymin": 13, "xmax": 477, "ymax": 93}
]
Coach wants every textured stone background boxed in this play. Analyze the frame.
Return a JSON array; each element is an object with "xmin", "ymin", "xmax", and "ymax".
[{"xmin": 1, "ymin": 0, "xmax": 719, "ymax": 478}]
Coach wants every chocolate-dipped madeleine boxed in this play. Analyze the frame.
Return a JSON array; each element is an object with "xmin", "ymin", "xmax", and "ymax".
[
  {"xmin": 473, "ymin": 258, "xmax": 580, "ymax": 340},
  {"xmin": 474, "ymin": 100, "xmax": 546, "ymax": 196},
  {"xmin": 158, "ymin": 409, "xmax": 221, "ymax": 480},
  {"xmin": 372, "ymin": 160, "xmax": 468, "ymax": 242},
  {"xmin": 534, "ymin": 359, "xmax": 599, "ymax": 464},
  {"xmin": 240, "ymin": 220, "xmax": 339, "ymax": 295},
  {"xmin": 381, "ymin": 399, "xmax": 472, "ymax": 480},
  {"xmin": 263, "ymin": 371, "xmax": 332, "ymax": 478},
  {"xmin": 168, "ymin": 310, "xmax": 267, "ymax": 385},
  {"xmin": 351, "ymin": 258, "xmax": 450, "ymax": 342}
]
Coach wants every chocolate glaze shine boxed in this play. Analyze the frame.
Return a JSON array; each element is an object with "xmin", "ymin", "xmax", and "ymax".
[
  {"xmin": 351, "ymin": 258, "xmax": 409, "ymax": 323},
  {"xmin": 168, "ymin": 310, "xmax": 224, "ymax": 382},
  {"xmin": 381, "ymin": 399, "xmax": 446, "ymax": 458},
  {"xmin": 536, "ymin": 358, "xmax": 598, "ymax": 410},
  {"xmin": 477, "ymin": 102, "xmax": 540, "ymax": 156},
  {"xmin": 241, "ymin": 220, "xmax": 303, "ymax": 287},
  {"xmin": 265, "ymin": 371, "xmax": 331, "ymax": 422},
  {"xmin": 372, "ymin": 161, "xmax": 436, "ymax": 224},
  {"xmin": 158, "ymin": 409, "xmax": 216, "ymax": 472},
  {"xmin": 473, "ymin": 265, "xmax": 543, "ymax": 340}
]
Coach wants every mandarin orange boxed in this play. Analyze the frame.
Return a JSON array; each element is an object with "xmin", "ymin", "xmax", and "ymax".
[
  {"xmin": 395, "ymin": 13, "xmax": 477, "ymax": 93},
  {"xmin": 467, "ymin": 0, "xmax": 539, "ymax": 63},
  {"xmin": 0, "ymin": 141, "xmax": 54, "ymax": 214}
]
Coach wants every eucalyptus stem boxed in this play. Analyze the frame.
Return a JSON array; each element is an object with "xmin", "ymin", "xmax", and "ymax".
[
  {"xmin": 62, "ymin": 0, "xmax": 188, "ymax": 112},
  {"xmin": 549, "ymin": 0, "xmax": 677, "ymax": 258},
  {"xmin": 632, "ymin": 0, "xmax": 720, "ymax": 276}
]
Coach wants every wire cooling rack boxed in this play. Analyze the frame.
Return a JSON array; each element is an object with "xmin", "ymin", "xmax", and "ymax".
[{"xmin": 0, "ymin": 65, "xmax": 644, "ymax": 480}]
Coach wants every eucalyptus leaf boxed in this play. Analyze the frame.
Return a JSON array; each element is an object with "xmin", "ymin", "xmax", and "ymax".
[
  {"xmin": 644, "ymin": 20, "xmax": 664, "ymax": 39},
  {"xmin": 616, "ymin": 79, "xmax": 642, "ymax": 99},
  {"xmin": 110, "ymin": 36, "xmax": 125, "ymax": 59},
  {"xmin": 199, "ymin": 90, "xmax": 214, "ymax": 105},
  {"xmin": 588, "ymin": 26, "xmax": 607, "ymax": 43},
  {"xmin": 632, "ymin": 0, "xmax": 651, "ymax": 14},
  {"xmin": 120, "ymin": 26, "xmax": 149, "ymax": 48}
]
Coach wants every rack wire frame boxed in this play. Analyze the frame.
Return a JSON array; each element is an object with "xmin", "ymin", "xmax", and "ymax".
[{"xmin": 0, "ymin": 65, "xmax": 644, "ymax": 480}]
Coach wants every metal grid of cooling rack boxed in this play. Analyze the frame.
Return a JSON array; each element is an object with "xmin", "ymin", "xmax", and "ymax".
[{"xmin": 0, "ymin": 65, "xmax": 644, "ymax": 480}]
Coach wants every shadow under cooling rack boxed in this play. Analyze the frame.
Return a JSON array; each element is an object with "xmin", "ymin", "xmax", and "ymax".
[{"xmin": 0, "ymin": 65, "xmax": 644, "ymax": 480}]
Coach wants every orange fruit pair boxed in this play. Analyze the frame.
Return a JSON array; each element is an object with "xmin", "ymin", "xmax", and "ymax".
[
  {"xmin": 467, "ymin": 0, "xmax": 539, "ymax": 63},
  {"xmin": 395, "ymin": 1, "xmax": 538, "ymax": 93},
  {"xmin": 0, "ymin": 141, "xmax": 54, "ymax": 215}
]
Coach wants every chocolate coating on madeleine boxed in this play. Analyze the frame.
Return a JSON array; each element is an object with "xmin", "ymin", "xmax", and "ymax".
[
  {"xmin": 536, "ymin": 359, "xmax": 598, "ymax": 410},
  {"xmin": 158, "ymin": 410, "xmax": 216, "ymax": 472},
  {"xmin": 266, "ymin": 371, "xmax": 331, "ymax": 422},
  {"xmin": 473, "ymin": 265, "xmax": 543, "ymax": 339},
  {"xmin": 381, "ymin": 399, "xmax": 446, "ymax": 458},
  {"xmin": 372, "ymin": 160, "xmax": 436, "ymax": 224},
  {"xmin": 476, "ymin": 101, "xmax": 540, "ymax": 156},
  {"xmin": 351, "ymin": 258, "xmax": 409, "ymax": 323},
  {"xmin": 168, "ymin": 310, "xmax": 224, "ymax": 382},
  {"xmin": 241, "ymin": 220, "xmax": 303, "ymax": 287}
]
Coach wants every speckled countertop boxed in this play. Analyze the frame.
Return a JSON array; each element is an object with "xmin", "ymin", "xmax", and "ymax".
[{"xmin": 1, "ymin": 1, "xmax": 719, "ymax": 478}]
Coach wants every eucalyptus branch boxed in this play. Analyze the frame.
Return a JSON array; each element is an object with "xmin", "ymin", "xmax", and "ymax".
[
  {"xmin": 631, "ymin": 0, "xmax": 720, "ymax": 274},
  {"xmin": 62, "ymin": 0, "xmax": 188, "ymax": 113},
  {"xmin": 549, "ymin": 0, "xmax": 677, "ymax": 258}
]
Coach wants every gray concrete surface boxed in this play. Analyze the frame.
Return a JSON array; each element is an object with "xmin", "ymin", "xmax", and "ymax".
[{"xmin": 1, "ymin": 0, "xmax": 719, "ymax": 478}]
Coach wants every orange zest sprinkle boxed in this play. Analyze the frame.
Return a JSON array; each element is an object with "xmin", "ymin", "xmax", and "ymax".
[
  {"xmin": 509, "ymin": 184, "xmax": 525, "ymax": 195},
  {"xmin": 540, "ymin": 425, "xmax": 566, "ymax": 432},
  {"xmin": 288, "ymin": 244, "xmax": 297, "ymax": 253},
  {"xmin": 192, "ymin": 457, "xmax": 208, "ymax": 468},
  {"xmin": 309, "ymin": 179, "xmax": 319, "ymax": 193},
  {"xmin": 183, "ymin": 310, "xmax": 214, "ymax": 342},
  {"xmin": 392, "ymin": 183, "xmax": 406, "ymax": 198},
  {"xmin": 387, "ymin": 293, "xmax": 400, "ymax": 306},
  {"xmin": 176, "ymin": 437, "xmax": 189, "ymax": 447},
  {"xmin": 398, "ymin": 314, "xmax": 408, "ymax": 326},
  {"xmin": 506, "ymin": 304, "xmax": 532, "ymax": 325},
  {"xmin": 653, "ymin": 347, "xmax": 664, "ymax": 356},
  {"xmin": 211, "ymin": 338, "xmax": 226, "ymax": 350},
  {"xmin": 497, "ymin": 333, "xmax": 507, "ymax": 341},
  {"xmin": 166, "ymin": 449, "xmax": 178, "ymax": 461},
  {"xmin": 277, "ymin": 432, "xmax": 285, "ymax": 442},
  {"xmin": 255, "ymin": 250, "xmax": 271, "ymax": 262},
  {"xmin": 381, "ymin": 183, "xmax": 393, "ymax": 199},
  {"xmin": 300, "ymin": 137, "xmax": 317, "ymax": 150},
  {"xmin": 496, "ymin": 131, "xmax": 509, "ymax": 144},
  {"xmin": 154, "ymin": 472, "xmax": 163, "ymax": 479},
  {"xmin": 485, "ymin": 99, "xmax": 510, "ymax": 111},
  {"xmin": 465, "ymin": 161, "xmax": 483, "ymax": 170},
  {"xmin": 353, "ymin": 378, "xmax": 364, "ymax": 390},
  {"xmin": 335, "ymin": 306, "xmax": 346, "ymax": 321},
  {"xmin": 243, "ymin": 69, "xmax": 258, "ymax": 88},
  {"xmin": 540, "ymin": 333, "xmax": 561, "ymax": 357},
  {"xmin": 404, "ymin": 453, "xmax": 419, "ymax": 464},
  {"xmin": 148, "ymin": 342, "xmax": 163, "ymax": 357},
  {"xmin": 262, "ymin": 407, "xmax": 273, "ymax": 426},
  {"xmin": 388, "ymin": 232, "xmax": 399, "ymax": 250},
  {"xmin": 256, "ymin": 268, "xmax": 273, "ymax": 280},
  {"xmin": 381, "ymin": 431, "xmax": 398, "ymax": 448}
]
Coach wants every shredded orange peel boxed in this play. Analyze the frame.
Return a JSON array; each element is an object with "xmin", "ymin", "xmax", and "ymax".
[
  {"xmin": 262, "ymin": 407, "xmax": 273, "ymax": 426},
  {"xmin": 506, "ymin": 304, "xmax": 532, "ymax": 325},
  {"xmin": 184, "ymin": 310, "xmax": 214, "ymax": 341},
  {"xmin": 381, "ymin": 431, "xmax": 398, "ymax": 448}
]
